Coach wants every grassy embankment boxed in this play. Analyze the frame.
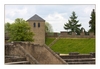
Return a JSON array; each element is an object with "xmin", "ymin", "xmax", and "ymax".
[
  {"xmin": 45, "ymin": 37, "xmax": 55, "ymax": 45},
  {"xmin": 46, "ymin": 38, "xmax": 95, "ymax": 54}
]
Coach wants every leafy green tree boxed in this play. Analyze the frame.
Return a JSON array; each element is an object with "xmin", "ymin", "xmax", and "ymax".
[
  {"xmin": 45, "ymin": 22, "xmax": 53, "ymax": 33},
  {"xmin": 5, "ymin": 22, "xmax": 11, "ymax": 33},
  {"xmin": 6, "ymin": 18, "xmax": 34, "ymax": 42},
  {"xmin": 5, "ymin": 22, "xmax": 11, "ymax": 40},
  {"xmin": 64, "ymin": 11, "xmax": 81, "ymax": 35},
  {"xmin": 88, "ymin": 9, "xmax": 95, "ymax": 35},
  {"xmin": 45, "ymin": 22, "xmax": 53, "ymax": 41}
]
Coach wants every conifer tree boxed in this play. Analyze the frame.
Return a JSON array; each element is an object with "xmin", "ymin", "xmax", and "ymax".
[
  {"xmin": 64, "ymin": 11, "xmax": 81, "ymax": 35},
  {"xmin": 88, "ymin": 9, "xmax": 95, "ymax": 35}
]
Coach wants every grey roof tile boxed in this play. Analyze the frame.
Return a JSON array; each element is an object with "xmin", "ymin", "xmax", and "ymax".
[{"xmin": 27, "ymin": 14, "xmax": 45, "ymax": 21}]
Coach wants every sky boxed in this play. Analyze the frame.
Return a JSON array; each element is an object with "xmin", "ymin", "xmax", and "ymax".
[{"xmin": 5, "ymin": 4, "xmax": 95, "ymax": 32}]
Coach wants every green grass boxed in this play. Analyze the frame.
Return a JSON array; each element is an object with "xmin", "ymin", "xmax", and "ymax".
[
  {"xmin": 50, "ymin": 38, "xmax": 95, "ymax": 54},
  {"xmin": 45, "ymin": 37, "xmax": 55, "ymax": 45}
]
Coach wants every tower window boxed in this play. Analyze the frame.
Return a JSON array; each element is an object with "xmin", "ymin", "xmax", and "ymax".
[
  {"xmin": 38, "ymin": 23, "xmax": 40, "ymax": 27},
  {"xmin": 33, "ymin": 23, "xmax": 36, "ymax": 27}
]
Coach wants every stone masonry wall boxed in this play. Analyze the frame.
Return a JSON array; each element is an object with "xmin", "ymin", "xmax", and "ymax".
[
  {"xmin": 28, "ymin": 20, "xmax": 45, "ymax": 45},
  {"xmin": 20, "ymin": 42, "xmax": 66, "ymax": 64},
  {"xmin": 5, "ymin": 42, "xmax": 67, "ymax": 64},
  {"xmin": 46, "ymin": 31, "xmax": 95, "ymax": 38},
  {"xmin": 5, "ymin": 43, "xmax": 39, "ymax": 64}
]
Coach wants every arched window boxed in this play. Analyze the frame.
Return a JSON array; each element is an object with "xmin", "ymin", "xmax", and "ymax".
[
  {"xmin": 38, "ymin": 23, "xmax": 40, "ymax": 27},
  {"xmin": 33, "ymin": 23, "xmax": 36, "ymax": 27}
]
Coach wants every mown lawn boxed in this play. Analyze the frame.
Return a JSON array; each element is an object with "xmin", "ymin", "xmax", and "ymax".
[{"xmin": 50, "ymin": 38, "xmax": 95, "ymax": 54}]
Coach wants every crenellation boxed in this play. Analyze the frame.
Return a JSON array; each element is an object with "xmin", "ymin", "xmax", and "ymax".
[{"xmin": 46, "ymin": 31, "xmax": 95, "ymax": 38}]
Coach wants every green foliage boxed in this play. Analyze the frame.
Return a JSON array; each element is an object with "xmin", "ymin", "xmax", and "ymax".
[
  {"xmin": 5, "ymin": 22, "xmax": 11, "ymax": 33},
  {"xmin": 88, "ymin": 9, "xmax": 95, "ymax": 34},
  {"xmin": 64, "ymin": 11, "xmax": 81, "ymax": 35},
  {"xmin": 50, "ymin": 38, "xmax": 95, "ymax": 54},
  {"xmin": 45, "ymin": 37, "xmax": 55, "ymax": 45},
  {"xmin": 5, "ymin": 18, "xmax": 34, "ymax": 42},
  {"xmin": 45, "ymin": 22, "xmax": 53, "ymax": 33}
]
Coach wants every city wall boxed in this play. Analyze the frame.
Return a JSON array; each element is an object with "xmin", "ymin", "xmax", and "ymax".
[{"xmin": 46, "ymin": 31, "xmax": 95, "ymax": 38}]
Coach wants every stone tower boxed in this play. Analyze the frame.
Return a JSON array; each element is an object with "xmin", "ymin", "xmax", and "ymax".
[{"xmin": 27, "ymin": 14, "xmax": 45, "ymax": 45}]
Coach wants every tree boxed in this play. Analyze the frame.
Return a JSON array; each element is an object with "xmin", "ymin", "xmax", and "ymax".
[
  {"xmin": 88, "ymin": 9, "xmax": 95, "ymax": 35},
  {"xmin": 5, "ymin": 18, "xmax": 34, "ymax": 42},
  {"xmin": 80, "ymin": 27, "xmax": 89, "ymax": 35},
  {"xmin": 45, "ymin": 22, "xmax": 53, "ymax": 33},
  {"xmin": 80, "ymin": 27, "xmax": 85, "ymax": 33},
  {"xmin": 5, "ymin": 22, "xmax": 11, "ymax": 33},
  {"xmin": 5, "ymin": 22, "xmax": 11, "ymax": 40},
  {"xmin": 64, "ymin": 11, "xmax": 81, "ymax": 35}
]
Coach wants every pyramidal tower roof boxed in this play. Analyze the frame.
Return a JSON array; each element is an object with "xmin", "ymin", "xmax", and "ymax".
[{"xmin": 27, "ymin": 14, "xmax": 45, "ymax": 21}]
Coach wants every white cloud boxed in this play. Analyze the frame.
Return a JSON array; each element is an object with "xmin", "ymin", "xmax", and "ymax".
[
  {"xmin": 83, "ymin": 6, "xmax": 95, "ymax": 14},
  {"xmin": 5, "ymin": 9, "xmax": 15, "ymax": 17},
  {"xmin": 4, "ymin": 5, "xmax": 95, "ymax": 32},
  {"xmin": 5, "ymin": 7, "xmax": 28, "ymax": 17},
  {"xmin": 5, "ymin": 18, "xmax": 14, "ymax": 23},
  {"xmin": 5, "ymin": 5, "xmax": 37, "ymax": 23},
  {"xmin": 45, "ymin": 12, "xmax": 67, "ymax": 32},
  {"xmin": 5, "ymin": 7, "xmax": 28, "ymax": 24},
  {"xmin": 16, "ymin": 8, "xmax": 27, "ymax": 15}
]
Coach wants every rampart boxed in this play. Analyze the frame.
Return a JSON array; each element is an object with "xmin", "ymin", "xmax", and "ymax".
[{"xmin": 46, "ymin": 31, "xmax": 95, "ymax": 38}]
